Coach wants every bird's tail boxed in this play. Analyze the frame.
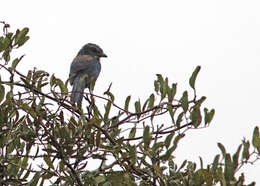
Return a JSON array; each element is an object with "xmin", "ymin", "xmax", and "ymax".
[{"xmin": 71, "ymin": 76, "xmax": 86, "ymax": 105}]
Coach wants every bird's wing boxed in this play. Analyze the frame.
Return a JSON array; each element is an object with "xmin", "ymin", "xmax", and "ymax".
[
  {"xmin": 70, "ymin": 55, "xmax": 94, "ymax": 73},
  {"xmin": 69, "ymin": 55, "xmax": 100, "ymax": 85}
]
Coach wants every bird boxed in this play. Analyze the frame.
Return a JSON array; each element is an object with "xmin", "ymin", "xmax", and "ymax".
[{"xmin": 69, "ymin": 43, "xmax": 107, "ymax": 105}]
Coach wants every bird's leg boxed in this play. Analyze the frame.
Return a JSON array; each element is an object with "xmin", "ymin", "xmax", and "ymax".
[
  {"xmin": 83, "ymin": 89, "xmax": 95, "ymax": 117},
  {"xmin": 88, "ymin": 88, "xmax": 95, "ymax": 113},
  {"xmin": 83, "ymin": 92, "xmax": 92, "ymax": 117}
]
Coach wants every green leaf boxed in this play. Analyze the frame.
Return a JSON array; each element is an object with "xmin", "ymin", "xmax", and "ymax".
[
  {"xmin": 196, "ymin": 96, "xmax": 206, "ymax": 106},
  {"xmin": 189, "ymin": 65, "xmax": 201, "ymax": 89},
  {"xmin": 242, "ymin": 140, "xmax": 250, "ymax": 160},
  {"xmin": 252, "ymin": 126, "xmax": 260, "ymax": 150},
  {"xmin": 17, "ymin": 36, "xmax": 30, "ymax": 47},
  {"xmin": 156, "ymin": 74, "xmax": 168, "ymax": 100},
  {"xmin": 104, "ymin": 101, "xmax": 111, "ymax": 121},
  {"xmin": 150, "ymin": 107, "xmax": 160, "ymax": 122},
  {"xmin": 193, "ymin": 169, "xmax": 210, "ymax": 185},
  {"xmin": 142, "ymin": 98, "xmax": 149, "ymax": 111},
  {"xmin": 28, "ymin": 172, "xmax": 41, "ymax": 186},
  {"xmin": 3, "ymin": 37, "xmax": 11, "ymax": 50},
  {"xmin": 7, "ymin": 142, "xmax": 15, "ymax": 154},
  {"xmin": 55, "ymin": 78, "xmax": 68, "ymax": 96},
  {"xmin": 211, "ymin": 154, "xmax": 220, "ymax": 172},
  {"xmin": 178, "ymin": 160, "xmax": 187, "ymax": 171},
  {"xmin": 6, "ymin": 91, "xmax": 13, "ymax": 100},
  {"xmin": 0, "ymin": 135, "xmax": 5, "ymax": 148},
  {"xmin": 10, "ymin": 56, "xmax": 24, "ymax": 71},
  {"xmin": 152, "ymin": 142, "xmax": 164, "ymax": 153},
  {"xmin": 3, "ymin": 50, "xmax": 10, "ymax": 62},
  {"xmin": 44, "ymin": 156, "xmax": 54, "ymax": 169},
  {"xmin": 36, "ymin": 77, "xmax": 47, "ymax": 91},
  {"xmin": 104, "ymin": 90, "xmax": 115, "ymax": 102},
  {"xmin": 204, "ymin": 108, "xmax": 215, "ymax": 125},
  {"xmin": 8, "ymin": 158, "xmax": 20, "ymax": 177},
  {"xmin": 22, "ymin": 164, "xmax": 32, "ymax": 180},
  {"xmin": 0, "ymin": 37, "xmax": 4, "ymax": 52},
  {"xmin": 154, "ymin": 80, "xmax": 159, "ymax": 92},
  {"xmin": 129, "ymin": 145, "xmax": 137, "ymax": 164},
  {"xmin": 143, "ymin": 126, "xmax": 151, "ymax": 149},
  {"xmin": 21, "ymin": 156, "xmax": 28, "ymax": 169},
  {"xmin": 89, "ymin": 76, "xmax": 96, "ymax": 91},
  {"xmin": 156, "ymin": 74, "xmax": 164, "ymax": 85},
  {"xmin": 0, "ymin": 84, "xmax": 5, "ymax": 103},
  {"xmin": 106, "ymin": 172, "xmax": 135, "ymax": 186},
  {"xmin": 33, "ymin": 70, "xmax": 47, "ymax": 80},
  {"xmin": 42, "ymin": 172, "xmax": 54, "ymax": 180},
  {"xmin": 11, "ymin": 58, "xmax": 19, "ymax": 70},
  {"xmin": 26, "ymin": 70, "xmax": 32, "ymax": 84},
  {"xmin": 96, "ymin": 130, "xmax": 101, "ymax": 147},
  {"xmin": 168, "ymin": 83, "xmax": 177, "ymax": 103},
  {"xmin": 17, "ymin": 156, "xmax": 28, "ymax": 178},
  {"xmin": 180, "ymin": 91, "xmax": 188, "ymax": 112},
  {"xmin": 148, "ymin": 93, "xmax": 155, "ymax": 109},
  {"xmin": 124, "ymin": 95, "xmax": 131, "ymax": 112},
  {"xmin": 134, "ymin": 100, "xmax": 141, "ymax": 117},
  {"xmin": 15, "ymin": 28, "xmax": 28, "ymax": 41},
  {"xmin": 94, "ymin": 175, "xmax": 106, "ymax": 184},
  {"xmin": 248, "ymin": 182, "xmax": 256, "ymax": 186},
  {"xmin": 20, "ymin": 102, "xmax": 37, "ymax": 118},
  {"xmin": 160, "ymin": 77, "xmax": 168, "ymax": 100},
  {"xmin": 209, "ymin": 109, "xmax": 215, "ymax": 122},
  {"xmin": 176, "ymin": 112, "xmax": 184, "ymax": 128},
  {"xmin": 167, "ymin": 104, "xmax": 175, "ymax": 124},
  {"xmin": 50, "ymin": 74, "xmax": 55, "ymax": 87},
  {"xmin": 39, "ymin": 96, "xmax": 45, "ymax": 109},
  {"xmin": 6, "ymin": 32, "xmax": 13, "ymax": 40},
  {"xmin": 232, "ymin": 144, "xmax": 242, "ymax": 169},
  {"xmin": 128, "ymin": 126, "xmax": 136, "ymax": 139},
  {"xmin": 172, "ymin": 133, "xmax": 185, "ymax": 152},
  {"xmin": 224, "ymin": 153, "xmax": 235, "ymax": 182},
  {"xmin": 162, "ymin": 146, "xmax": 175, "ymax": 161},
  {"xmin": 164, "ymin": 132, "xmax": 175, "ymax": 149},
  {"xmin": 217, "ymin": 143, "xmax": 226, "ymax": 157},
  {"xmin": 163, "ymin": 133, "xmax": 185, "ymax": 160},
  {"xmin": 15, "ymin": 27, "xmax": 30, "ymax": 46},
  {"xmin": 59, "ymin": 161, "xmax": 65, "ymax": 172},
  {"xmin": 199, "ymin": 156, "xmax": 203, "ymax": 169},
  {"xmin": 191, "ymin": 107, "xmax": 201, "ymax": 127}
]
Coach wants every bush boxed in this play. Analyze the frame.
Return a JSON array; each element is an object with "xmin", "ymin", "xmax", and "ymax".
[{"xmin": 0, "ymin": 21, "xmax": 259, "ymax": 186}]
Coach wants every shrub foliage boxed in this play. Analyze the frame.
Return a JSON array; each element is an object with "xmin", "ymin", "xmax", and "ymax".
[{"xmin": 0, "ymin": 22, "xmax": 259, "ymax": 186}]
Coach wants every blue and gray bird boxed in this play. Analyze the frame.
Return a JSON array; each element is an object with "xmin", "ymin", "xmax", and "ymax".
[{"xmin": 69, "ymin": 43, "xmax": 107, "ymax": 105}]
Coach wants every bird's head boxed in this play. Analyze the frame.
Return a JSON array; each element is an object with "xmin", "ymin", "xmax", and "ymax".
[{"xmin": 77, "ymin": 43, "xmax": 107, "ymax": 58}]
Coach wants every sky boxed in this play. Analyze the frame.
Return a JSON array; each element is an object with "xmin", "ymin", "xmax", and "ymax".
[{"xmin": 2, "ymin": 0, "xmax": 260, "ymax": 184}]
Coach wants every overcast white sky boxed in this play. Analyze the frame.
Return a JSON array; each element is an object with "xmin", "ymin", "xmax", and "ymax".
[{"xmin": 2, "ymin": 0, "xmax": 260, "ymax": 184}]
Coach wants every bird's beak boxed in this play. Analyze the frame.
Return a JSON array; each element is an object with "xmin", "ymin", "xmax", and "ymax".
[{"xmin": 100, "ymin": 53, "xmax": 107, "ymax": 58}]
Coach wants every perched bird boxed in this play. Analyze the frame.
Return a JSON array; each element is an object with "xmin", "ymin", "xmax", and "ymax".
[{"xmin": 69, "ymin": 43, "xmax": 107, "ymax": 105}]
